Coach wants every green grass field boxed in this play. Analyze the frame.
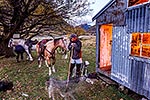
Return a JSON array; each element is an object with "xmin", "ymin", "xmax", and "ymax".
[{"xmin": 0, "ymin": 37, "xmax": 140, "ymax": 100}]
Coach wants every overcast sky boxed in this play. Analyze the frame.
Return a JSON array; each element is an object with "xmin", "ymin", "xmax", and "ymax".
[
  {"xmin": 72, "ymin": 0, "xmax": 110, "ymax": 26},
  {"xmin": 91, "ymin": 0, "xmax": 110, "ymax": 16},
  {"xmin": 88, "ymin": 0, "xmax": 110, "ymax": 25}
]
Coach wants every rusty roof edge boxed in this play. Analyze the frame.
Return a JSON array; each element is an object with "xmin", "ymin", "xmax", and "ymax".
[
  {"xmin": 92, "ymin": 0, "xmax": 116, "ymax": 21},
  {"xmin": 127, "ymin": 2, "xmax": 150, "ymax": 11}
]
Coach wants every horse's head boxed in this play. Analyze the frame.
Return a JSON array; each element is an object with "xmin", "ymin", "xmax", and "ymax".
[
  {"xmin": 54, "ymin": 37, "xmax": 67, "ymax": 52},
  {"xmin": 63, "ymin": 36, "xmax": 70, "ymax": 51},
  {"xmin": 8, "ymin": 38, "xmax": 19, "ymax": 47},
  {"xmin": 54, "ymin": 37, "xmax": 68, "ymax": 59},
  {"xmin": 8, "ymin": 38, "xmax": 13, "ymax": 48}
]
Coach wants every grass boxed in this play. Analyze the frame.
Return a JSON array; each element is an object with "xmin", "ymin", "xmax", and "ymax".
[{"xmin": 0, "ymin": 37, "xmax": 139, "ymax": 100}]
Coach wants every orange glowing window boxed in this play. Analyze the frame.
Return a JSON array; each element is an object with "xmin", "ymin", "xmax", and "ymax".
[
  {"xmin": 131, "ymin": 33, "xmax": 141, "ymax": 56},
  {"xmin": 128, "ymin": 0, "xmax": 148, "ymax": 6},
  {"xmin": 131, "ymin": 33, "xmax": 150, "ymax": 58},
  {"xmin": 143, "ymin": 34, "xmax": 150, "ymax": 44}
]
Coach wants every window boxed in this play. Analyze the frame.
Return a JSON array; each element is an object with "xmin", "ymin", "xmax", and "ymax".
[
  {"xmin": 128, "ymin": 0, "xmax": 149, "ymax": 7},
  {"xmin": 131, "ymin": 33, "xmax": 150, "ymax": 58}
]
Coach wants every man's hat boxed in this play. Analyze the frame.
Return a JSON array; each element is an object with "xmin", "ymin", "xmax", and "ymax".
[{"xmin": 70, "ymin": 34, "xmax": 77, "ymax": 38}]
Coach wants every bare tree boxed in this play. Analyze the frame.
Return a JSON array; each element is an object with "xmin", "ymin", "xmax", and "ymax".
[{"xmin": 0, "ymin": 0, "xmax": 92, "ymax": 56}]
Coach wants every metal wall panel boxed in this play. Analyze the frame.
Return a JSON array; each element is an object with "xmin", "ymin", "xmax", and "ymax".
[
  {"xmin": 111, "ymin": 3, "xmax": 150, "ymax": 99},
  {"xmin": 126, "ymin": 3, "xmax": 149, "ymax": 33},
  {"xmin": 125, "ymin": 3, "xmax": 150, "ymax": 99},
  {"xmin": 111, "ymin": 26, "xmax": 131, "ymax": 87},
  {"xmin": 128, "ymin": 57, "xmax": 150, "ymax": 99}
]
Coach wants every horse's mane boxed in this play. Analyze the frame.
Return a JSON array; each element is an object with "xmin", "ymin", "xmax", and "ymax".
[
  {"xmin": 46, "ymin": 39, "xmax": 54, "ymax": 44},
  {"xmin": 45, "ymin": 37, "xmax": 64, "ymax": 46},
  {"xmin": 54, "ymin": 37, "xmax": 63, "ymax": 45}
]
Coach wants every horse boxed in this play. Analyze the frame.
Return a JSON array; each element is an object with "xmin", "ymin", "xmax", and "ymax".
[
  {"xmin": 36, "ymin": 37, "xmax": 67, "ymax": 76},
  {"xmin": 8, "ymin": 38, "xmax": 38, "ymax": 62}
]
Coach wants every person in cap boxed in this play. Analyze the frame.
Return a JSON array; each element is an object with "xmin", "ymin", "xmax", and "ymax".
[{"xmin": 68, "ymin": 34, "xmax": 82, "ymax": 79}]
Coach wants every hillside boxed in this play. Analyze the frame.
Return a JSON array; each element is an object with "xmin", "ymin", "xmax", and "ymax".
[{"xmin": 76, "ymin": 24, "xmax": 96, "ymax": 35}]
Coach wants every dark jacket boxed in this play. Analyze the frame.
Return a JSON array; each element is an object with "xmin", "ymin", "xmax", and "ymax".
[
  {"xmin": 15, "ymin": 45, "xmax": 25, "ymax": 53},
  {"xmin": 68, "ymin": 39, "xmax": 82, "ymax": 59}
]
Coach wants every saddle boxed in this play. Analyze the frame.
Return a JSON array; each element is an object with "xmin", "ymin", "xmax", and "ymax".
[{"xmin": 38, "ymin": 39, "xmax": 50, "ymax": 56}]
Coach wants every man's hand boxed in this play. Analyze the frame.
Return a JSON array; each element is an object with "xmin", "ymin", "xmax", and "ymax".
[{"xmin": 71, "ymin": 43, "xmax": 76, "ymax": 47}]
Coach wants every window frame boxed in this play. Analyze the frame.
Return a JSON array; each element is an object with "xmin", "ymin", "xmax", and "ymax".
[{"xmin": 130, "ymin": 33, "xmax": 150, "ymax": 58}]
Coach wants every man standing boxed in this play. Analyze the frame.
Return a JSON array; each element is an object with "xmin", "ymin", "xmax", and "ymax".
[{"xmin": 68, "ymin": 34, "xmax": 82, "ymax": 79}]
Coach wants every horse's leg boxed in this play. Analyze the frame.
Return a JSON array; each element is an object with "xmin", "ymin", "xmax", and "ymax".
[
  {"xmin": 45, "ymin": 60, "xmax": 48, "ymax": 67},
  {"xmin": 36, "ymin": 47, "xmax": 42, "ymax": 67},
  {"xmin": 45, "ymin": 57, "xmax": 52, "ymax": 76},
  {"xmin": 51, "ymin": 57, "xmax": 56, "ymax": 73},
  {"xmin": 62, "ymin": 51, "xmax": 68, "ymax": 59},
  {"xmin": 48, "ymin": 66, "xmax": 52, "ymax": 76},
  {"xmin": 38, "ymin": 56, "xmax": 42, "ymax": 68},
  {"xmin": 27, "ymin": 51, "xmax": 33, "ymax": 61},
  {"xmin": 24, "ymin": 45, "xmax": 33, "ymax": 61}
]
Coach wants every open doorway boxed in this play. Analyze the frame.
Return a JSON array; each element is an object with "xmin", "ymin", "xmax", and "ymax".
[{"xmin": 99, "ymin": 24, "xmax": 113, "ymax": 73}]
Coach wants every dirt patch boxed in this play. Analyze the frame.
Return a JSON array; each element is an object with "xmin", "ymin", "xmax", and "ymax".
[{"xmin": 45, "ymin": 74, "xmax": 142, "ymax": 100}]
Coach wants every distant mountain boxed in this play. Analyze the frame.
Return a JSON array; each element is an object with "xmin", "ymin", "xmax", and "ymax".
[
  {"xmin": 87, "ymin": 25, "xmax": 96, "ymax": 35},
  {"xmin": 79, "ymin": 24, "xmax": 91, "ymax": 31},
  {"xmin": 76, "ymin": 23, "xmax": 96, "ymax": 35}
]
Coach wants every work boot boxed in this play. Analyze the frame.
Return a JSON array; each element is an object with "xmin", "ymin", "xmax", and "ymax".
[
  {"xmin": 76, "ymin": 64, "xmax": 81, "ymax": 78},
  {"xmin": 69, "ymin": 63, "xmax": 75, "ymax": 80}
]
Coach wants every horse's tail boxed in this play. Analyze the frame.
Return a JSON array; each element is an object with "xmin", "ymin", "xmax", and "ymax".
[{"xmin": 36, "ymin": 43, "xmax": 40, "ymax": 56}]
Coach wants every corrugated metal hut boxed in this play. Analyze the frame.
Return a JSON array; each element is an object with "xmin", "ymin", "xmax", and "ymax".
[{"xmin": 92, "ymin": 0, "xmax": 150, "ymax": 99}]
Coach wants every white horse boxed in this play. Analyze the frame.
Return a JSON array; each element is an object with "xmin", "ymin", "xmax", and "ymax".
[{"xmin": 8, "ymin": 38, "xmax": 38, "ymax": 61}]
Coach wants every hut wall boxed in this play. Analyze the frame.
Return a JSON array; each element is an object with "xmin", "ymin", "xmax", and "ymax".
[
  {"xmin": 126, "ymin": 3, "xmax": 149, "ymax": 33},
  {"xmin": 111, "ymin": 2, "xmax": 150, "ymax": 99},
  {"xmin": 124, "ymin": 2, "xmax": 150, "ymax": 99},
  {"xmin": 111, "ymin": 26, "xmax": 131, "ymax": 87},
  {"xmin": 128, "ymin": 57, "xmax": 150, "ymax": 99},
  {"xmin": 95, "ymin": 0, "xmax": 150, "ymax": 99},
  {"xmin": 96, "ymin": 21, "xmax": 100, "ymax": 69}
]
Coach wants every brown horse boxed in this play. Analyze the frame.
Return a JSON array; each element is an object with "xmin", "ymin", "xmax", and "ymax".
[{"xmin": 36, "ymin": 37, "xmax": 67, "ymax": 76}]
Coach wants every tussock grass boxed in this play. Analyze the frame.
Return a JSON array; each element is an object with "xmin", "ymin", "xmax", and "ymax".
[{"xmin": 0, "ymin": 36, "xmax": 138, "ymax": 99}]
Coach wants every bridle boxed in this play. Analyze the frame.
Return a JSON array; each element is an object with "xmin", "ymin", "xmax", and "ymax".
[{"xmin": 45, "ymin": 48, "xmax": 55, "ymax": 58}]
